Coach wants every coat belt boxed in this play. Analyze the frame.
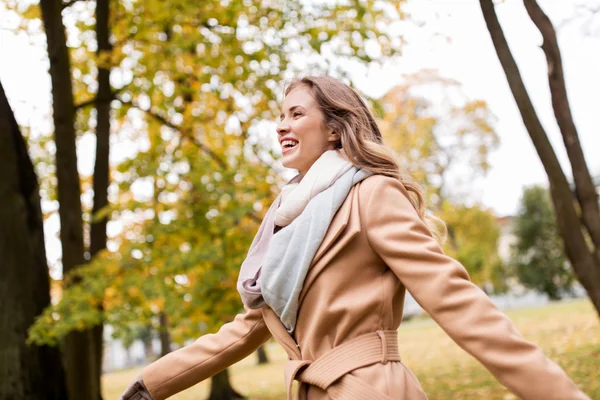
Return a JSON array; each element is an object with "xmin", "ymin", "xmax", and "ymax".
[{"xmin": 284, "ymin": 330, "xmax": 401, "ymax": 400}]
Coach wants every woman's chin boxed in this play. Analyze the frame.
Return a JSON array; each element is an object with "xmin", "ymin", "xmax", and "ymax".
[
  {"xmin": 282, "ymin": 160, "xmax": 298, "ymax": 170},
  {"xmin": 281, "ymin": 153, "xmax": 299, "ymax": 170}
]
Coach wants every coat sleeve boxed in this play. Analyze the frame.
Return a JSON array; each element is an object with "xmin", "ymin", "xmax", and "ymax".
[
  {"xmin": 136, "ymin": 307, "xmax": 271, "ymax": 400},
  {"xmin": 363, "ymin": 176, "xmax": 589, "ymax": 400}
]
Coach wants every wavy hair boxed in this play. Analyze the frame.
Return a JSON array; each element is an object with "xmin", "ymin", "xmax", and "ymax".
[{"xmin": 284, "ymin": 76, "xmax": 446, "ymax": 243}]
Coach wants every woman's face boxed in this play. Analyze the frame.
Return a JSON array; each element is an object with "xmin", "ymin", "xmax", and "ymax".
[{"xmin": 277, "ymin": 86, "xmax": 338, "ymax": 174}]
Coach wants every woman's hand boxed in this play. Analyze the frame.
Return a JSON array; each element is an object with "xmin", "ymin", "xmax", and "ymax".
[{"xmin": 118, "ymin": 374, "xmax": 153, "ymax": 400}]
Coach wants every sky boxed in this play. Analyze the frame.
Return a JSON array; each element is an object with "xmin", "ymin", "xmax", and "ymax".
[
  {"xmin": 1, "ymin": 0, "xmax": 599, "ymax": 274},
  {"xmin": 347, "ymin": 0, "xmax": 600, "ymax": 216}
]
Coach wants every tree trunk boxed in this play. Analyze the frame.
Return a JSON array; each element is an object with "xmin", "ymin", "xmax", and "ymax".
[
  {"xmin": 158, "ymin": 313, "xmax": 172, "ymax": 357},
  {"xmin": 0, "ymin": 81, "xmax": 68, "ymax": 399},
  {"xmin": 256, "ymin": 345, "xmax": 269, "ymax": 365},
  {"xmin": 522, "ymin": 0, "xmax": 600, "ymax": 254},
  {"xmin": 208, "ymin": 369, "xmax": 245, "ymax": 400},
  {"xmin": 142, "ymin": 324, "xmax": 156, "ymax": 363},
  {"xmin": 479, "ymin": 0, "xmax": 600, "ymax": 316},
  {"xmin": 89, "ymin": 0, "xmax": 113, "ymax": 396},
  {"xmin": 39, "ymin": 0, "xmax": 98, "ymax": 398}
]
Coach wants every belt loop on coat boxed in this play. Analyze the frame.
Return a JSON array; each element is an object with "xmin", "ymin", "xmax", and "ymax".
[{"xmin": 377, "ymin": 330, "xmax": 388, "ymax": 364}]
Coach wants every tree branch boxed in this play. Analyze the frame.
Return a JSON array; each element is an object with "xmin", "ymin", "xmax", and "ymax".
[
  {"xmin": 479, "ymin": 0, "xmax": 600, "ymax": 312},
  {"xmin": 73, "ymin": 97, "xmax": 96, "ymax": 110},
  {"xmin": 62, "ymin": 0, "xmax": 87, "ymax": 10},
  {"xmin": 247, "ymin": 212, "xmax": 262, "ymax": 224},
  {"xmin": 116, "ymin": 95, "xmax": 228, "ymax": 170},
  {"xmin": 74, "ymin": 86, "xmax": 127, "ymax": 111},
  {"xmin": 523, "ymin": 0, "xmax": 600, "ymax": 252}
]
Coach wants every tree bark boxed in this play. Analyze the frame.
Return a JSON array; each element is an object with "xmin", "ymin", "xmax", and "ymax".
[
  {"xmin": 0, "ymin": 81, "xmax": 68, "ymax": 399},
  {"xmin": 158, "ymin": 313, "xmax": 172, "ymax": 357},
  {"xmin": 256, "ymin": 345, "xmax": 269, "ymax": 365},
  {"xmin": 479, "ymin": 0, "xmax": 600, "ymax": 315},
  {"xmin": 39, "ymin": 0, "xmax": 98, "ymax": 398},
  {"xmin": 208, "ymin": 369, "xmax": 245, "ymax": 400},
  {"xmin": 523, "ymin": 0, "xmax": 600, "ymax": 253},
  {"xmin": 89, "ymin": 0, "xmax": 113, "ymax": 396},
  {"xmin": 142, "ymin": 324, "xmax": 156, "ymax": 362}
]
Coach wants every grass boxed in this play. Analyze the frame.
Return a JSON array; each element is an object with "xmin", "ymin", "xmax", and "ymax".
[{"xmin": 103, "ymin": 298, "xmax": 600, "ymax": 399}]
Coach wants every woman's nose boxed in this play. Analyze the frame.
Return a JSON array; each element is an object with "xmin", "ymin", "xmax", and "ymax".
[{"xmin": 276, "ymin": 122, "xmax": 290, "ymax": 136}]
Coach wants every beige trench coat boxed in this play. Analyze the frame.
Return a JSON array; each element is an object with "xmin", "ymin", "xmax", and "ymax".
[{"xmin": 140, "ymin": 175, "xmax": 588, "ymax": 400}]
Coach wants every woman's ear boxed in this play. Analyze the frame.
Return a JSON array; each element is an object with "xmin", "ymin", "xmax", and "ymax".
[
  {"xmin": 328, "ymin": 131, "xmax": 342, "ymax": 149},
  {"xmin": 328, "ymin": 131, "xmax": 340, "ymax": 143}
]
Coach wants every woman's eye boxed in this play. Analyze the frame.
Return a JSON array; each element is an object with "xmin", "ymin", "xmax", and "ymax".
[{"xmin": 293, "ymin": 112, "xmax": 303, "ymax": 118}]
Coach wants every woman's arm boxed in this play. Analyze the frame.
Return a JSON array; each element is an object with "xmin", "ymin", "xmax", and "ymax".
[
  {"xmin": 363, "ymin": 176, "xmax": 589, "ymax": 400},
  {"xmin": 120, "ymin": 307, "xmax": 271, "ymax": 400}
]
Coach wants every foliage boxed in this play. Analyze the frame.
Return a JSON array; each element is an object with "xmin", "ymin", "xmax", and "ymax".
[
  {"xmin": 378, "ymin": 70, "xmax": 503, "ymax": 288},
  {"xmin": 510, "ymin": 185, "xmax": 574, "ymax": 300},
  {"xmin": 439, "ymin": 202, "xmax": 506, "ymax": 292},
  {"xmin": 378, "ymin": 70, "xmax": 499, "ymax": 207},
  {"xmin": 27, "ymin": 0, "xmax": 410, "ymax": 346}
]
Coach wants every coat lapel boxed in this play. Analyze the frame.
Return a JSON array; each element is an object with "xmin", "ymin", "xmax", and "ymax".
[
  {"xmin": 311, "ymin": 184, "xmax": 361, "ymax": 267},
  {"xmin": 261, "ymin": 306, "xmax": 301, "ymax": 359}
]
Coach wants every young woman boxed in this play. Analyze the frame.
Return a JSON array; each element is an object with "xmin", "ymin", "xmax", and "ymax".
[{"xmin": 120, "ymin": 76, "xmax": 589, "ymax": 400}]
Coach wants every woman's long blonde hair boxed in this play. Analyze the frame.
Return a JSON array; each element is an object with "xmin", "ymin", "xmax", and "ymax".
[{"xmin": 285, "ymin": 76, "xmax": 446, "ymax": 243}]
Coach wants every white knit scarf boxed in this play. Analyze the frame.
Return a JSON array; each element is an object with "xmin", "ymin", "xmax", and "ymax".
[{"xmin": 237, "ymin": 149, "xmax": 372, "ymax": 331}]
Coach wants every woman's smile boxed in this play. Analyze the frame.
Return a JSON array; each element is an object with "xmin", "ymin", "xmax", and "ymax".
[{"xmin": 281, "ymin": 138, "xmax": 299, "ymax": 155}]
